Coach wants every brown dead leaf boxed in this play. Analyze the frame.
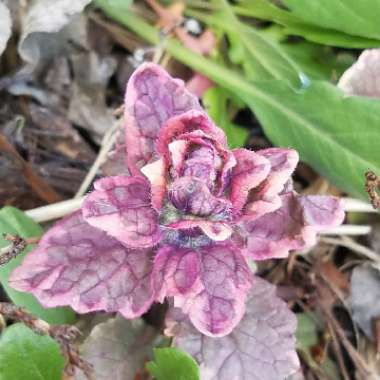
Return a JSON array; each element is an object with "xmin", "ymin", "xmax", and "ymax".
[
  {"xmin": 68, "ymin": 51, "xmax": 117, "ymax": 139},
  {"xmin": 89, "ymin": 13, "xmax": 144, "ymax": 53},
  {"xmin": 146, "ymin": 0, "xmax": 216, "ymax": 55},
  {"xmin": 0, "ymin": 2, "xmax": 11, "ymax": 57},
  {"xmin": 28, "ymin": 103, "xmax": 95, "ymax": 162},
  {"xmin": 319, "ymin": 261, "xmax": 350, "ymax": 294},
  {"xmin": 351, "ymin": 264, "xmax": 380, "ymax": 341},
  {"xmin": 359, "ymin": 337, "xmax": 380, "ymax": 378},
  {"xmin": 146, "ymin": 0, "xmax": 184, "ymax": 31},
  {"xmin": 18, "ymin": 0, "xmax": 91, "ymax": 66},
  {"xmin": 0, "ymin": 132, "xmax": 62, "ymax": 203}
]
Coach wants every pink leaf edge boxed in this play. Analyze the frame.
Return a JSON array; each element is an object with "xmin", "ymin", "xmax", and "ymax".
[
  {"xmin": 165, "ymin": 276, "xmax": 300, "ymax": 380},
  {"xmin": 153, "ymin": 242, "xmax": 252, "ymax": 337},
  {"xmin": 10, "ymin": 211, "xmax": 155, "ymax": 318}
]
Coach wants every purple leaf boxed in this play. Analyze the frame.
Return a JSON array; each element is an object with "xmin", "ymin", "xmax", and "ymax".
[
  {"xmin": 168, "ymin": 177, "xmax": 231, "ymax": 217},
  {"xmin": 244, "ymin": 148, "xmax": 299, "ymax": 220},
  {"xmin": 153, "ymin": 242, "xmax": 252, "ymax": 337},
  {"xmin": 230, "ymin": 148, "xmax": 270, "ymax": 213},
  {"xmin": 241, "ymin": 192, "xmax": 344, "ymax": 260},
  {"xmin": 165, "ymin": 277, "xmax": 300, "ymax": 380},
  {"xmin": 8, "ymin": 63, "xmax": 345, "ymax": 341},
  {"xmin": 153, "ymin": 246, "xmax": 202, "ymax": 302},
  {"xmin": 141, "ymin": 158, "xmax": 167, "ymax": 211},
  {"xmin": 77, "ymin": 316, "xmax": 157, "ymax": 380},
  {"xmin": 156, "ymin": 110, "xmax": 228, "ymax": 160},
  {"xmin": 10, "ymin": 212, "xmax": 155, "ymax": 318},
  {"xmin": 182, "ymin": 145, "xmax": 219, "ymax": 187},
  {"xmin": 82, "ymin": 176, "xmax": 160, "ymax": 248},
  {"xmin": 165, "ymin": 220, "xmax": 233, "ymax": 242},
  {"xmin": 124, "ymin": 63, "xmax": 202, "ymax": 174}
]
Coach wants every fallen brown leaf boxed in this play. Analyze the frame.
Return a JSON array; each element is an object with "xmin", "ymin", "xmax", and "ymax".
[{"xmin": 0, "ymin": 133, "xmax": 62, "ymax": 203}]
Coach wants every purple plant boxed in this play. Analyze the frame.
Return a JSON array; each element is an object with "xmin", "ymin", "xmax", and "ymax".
[{"xmin": 10, "ymin": 64, "xmax": 344, "ymax": 377}]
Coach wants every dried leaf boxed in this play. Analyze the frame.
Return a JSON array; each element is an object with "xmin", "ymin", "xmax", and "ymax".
[
  {"xmin": 68, "ymin": 51, "xmax": 117, "ymax": 138},
  {"xmin": 76, "ymin": 316, "xmax": 157, "ymax": 380},
  {"xmin": 28, "ymin": 103, "xmax": 95, "ymax": 162},
  {"xmin": 351, "ymin": 264, "xmax": 380, "ymax": 340},
  {"xmin": 0, "ymin": 2, "xmax": 11, "ymax": 57},
  {"xmin": 319, "ymin": 261, "xmax": 349, "ymax": 294},
  {"xmin": 18, "ymin": 0, "xmax": 91, "ymax": 65},
  {"xmin": 338, "ymin": 49, "xmax": 380, "ymax": 97},
  {"xmin": 0, "ymin": 133, "xmax": 62, "ymax": 203}
]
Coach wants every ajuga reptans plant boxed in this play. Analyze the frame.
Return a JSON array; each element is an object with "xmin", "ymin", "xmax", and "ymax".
[{"xmin": 10, "ymin": 64, "xmax": 344, "ymax": 379}]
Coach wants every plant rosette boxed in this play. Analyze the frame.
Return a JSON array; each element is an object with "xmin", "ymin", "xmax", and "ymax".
[{"xmin": 10, "ymin": 64, "xmax": 344, "ymax": 379}]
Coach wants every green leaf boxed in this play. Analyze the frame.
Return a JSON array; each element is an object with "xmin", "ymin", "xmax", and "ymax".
[
  {"xmin": 95, "ymin": 0, "xmax": 133, "ymax": 10},
  {"xmin": 147, "ymin": 348, "xmax": 200, "ymax": 380},
  {"xmin": 95, "ymin": 2, "xmax": 380, "ymax": 199},
  {"xmin": 241, "ymin": 80, "xmax": 379, "ymax": 199},
  {"xmin": 189, "ymin": 2, "xmax": 304, "ymax": 87},
  {"xmin": 283, "ymin": 0, "xmax": 380, "ymax": 40},
  {"xmin": 0, "ymin": 324, "xmax": 64, "ymax": 380},
  {"xmin": 232, "ymin": 0, "xmax": 380, "ymax": 48},
  {"xmin": 296, "ymin": 312, "xmax": 319, "ymax": 349},
  {"xmin": 0, "ymin": 207, "xmax": 76, "ymax": 324},
  {"xmin": 256, "ymin": 25, "xmax": 354, "ymax": 81},
  {"xmin": 203, "ymin": 87, "xmax": 249, "ymax": 148},
  {"xmin": 281, "ymin": 40, "xmax": 354, "ymax": 81},
  {"xmin": 191, "ymin": 6, "xmax": 353, "ymax": 83},
  {"xmin": 295, "ymin": 313, "xmax": 341, "ymax": 379}
]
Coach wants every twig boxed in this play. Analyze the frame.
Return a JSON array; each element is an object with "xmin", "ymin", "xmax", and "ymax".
[
  {"xmin": 316, "ymin": 286, "xmax": 373, "ymax": 379},
  {"xmin": 0, "ymin": 234, "xmax": 39, "ymax": 266},
  {"xmin": 365, "ymin": 171, "xmax": 380, "ymax": 209},
  {"xmin": 113, "ymin": 104, "xmax": 125, "ymax": 116},
  {"xmin": 25, "ymin": 197, "xmax": 83, "ymax": 223},
  {"xmin": 74, "ymin": 118, "xmax": 123, "ymax": 199},
  {"xmin": 320, "ymin": 225, "xmax": 371, "ymax": 236},
  {"xmin": 319, "ymin": 236, "xmax": 380, "ymax": 262},
  {"xmin": 326, "ymin": 319, "xmax": 351, "ymax": 380},
  {"xmin": 323, "ymin": 304, "xmax": 372, "ymax": 379},
  {"xmin": 343, "ymin": 197, "xmax": 378, "ymax": 213},
  {"xmin": 23, "ymin": 198, "xmax": 374, "ymax": 237},
  {"xmin": 0, "ymin": 303, "xmax": 93, "ymax": 379}
]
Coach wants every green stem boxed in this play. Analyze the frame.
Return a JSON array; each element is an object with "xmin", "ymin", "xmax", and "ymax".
[{"xmin": 94, "ymin": 1, "xmax": 267, "ymax": 105}]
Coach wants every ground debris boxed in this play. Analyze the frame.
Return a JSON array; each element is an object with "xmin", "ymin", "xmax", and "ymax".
[
  {"xmin": 0, "ymin": 302, "xmax": 93, "ymax": 379},
  {"xmin": 365, "ymin": 171, "xmax": 380, "ymax": 209}
]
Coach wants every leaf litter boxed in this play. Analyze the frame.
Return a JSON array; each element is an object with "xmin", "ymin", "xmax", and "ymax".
[{"xmin": 1, "ymin": 1, "xmax": 380, "ymax": 380}]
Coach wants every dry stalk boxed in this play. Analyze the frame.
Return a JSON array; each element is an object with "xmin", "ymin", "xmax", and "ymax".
[
  {"xmin": 74, "ymin": 118, "xmax": 123, "ymax": 199},
  {"xmin": 319, "ymin": 236, "xmax": 380, "ymax": 263},
  {"xmin": 0, "ymin": 234, "xmax": 39, "ymax": 266},
  {"xmin": 326, "ymin": 318, "xmax": 351, "ymax": 380},
  {"xmin": 315, "ymin": 282, "xmax": 374, "ymax": 379}
]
